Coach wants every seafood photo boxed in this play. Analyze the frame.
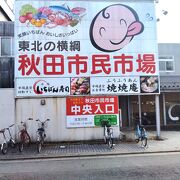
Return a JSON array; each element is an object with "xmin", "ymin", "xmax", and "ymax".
[
  {"xmin": 19, "ymin": 4, "xmax": 86, "ymax": 28},
  {"xmin": 70, "ymin": 77, "xmax": 90, "ymax": 95}
]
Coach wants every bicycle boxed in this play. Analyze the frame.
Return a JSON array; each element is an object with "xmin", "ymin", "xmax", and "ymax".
[
  {"xmin": 6, "ymin": 124, "xmax": 16, "ymax": 148},
  {"xmin": 135, "ymin": 124, "xmax": 148, "ymax": 147},
  {"xmin": 100, "ymin": 120, "xmax": 114, "ymax": 148},
  {"xmin": 18, "ymin": 118, "xmax": 32, "ymax": 152},
  {"xmin": 36, "ymin": 118, "xmax": 50, "ymax": 153},
  {"xmin": 0, "ymin": 128, "xmax": 8, "ymax": 154}
]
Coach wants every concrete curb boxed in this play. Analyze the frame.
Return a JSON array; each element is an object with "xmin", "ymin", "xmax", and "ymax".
[
  {"xmin": 1, "ymin": 149, "xmax": 180, "ymax": 161},
  {"xmin": 1, "ymin": 131, "xmax": 180, "ymax": 161}
]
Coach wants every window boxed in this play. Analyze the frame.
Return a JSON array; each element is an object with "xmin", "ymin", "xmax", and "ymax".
[
  {"xmin": 159, "ymin": 55, "xmax": 174, "ymax": 72},
  {"xmin": 0, "ymin": 57, "xmax": 14, "ymax": 88},
  {"xmin": 1, "ymin": 37, "xmax": 12, "ymax": 56},
  {"xmin": 0, "ymin": 37, "xmax": 14, "ymax": 88}
]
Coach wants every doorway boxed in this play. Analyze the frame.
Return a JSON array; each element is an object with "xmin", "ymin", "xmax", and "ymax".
[{"xmin": 119, "ymin": 95, "xmax": 156, "ymax": 128}]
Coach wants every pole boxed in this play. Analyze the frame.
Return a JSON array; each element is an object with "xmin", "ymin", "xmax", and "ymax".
[
  {"xmin": 138, "ymin": 95, "xmax": 142, "ymax": 125},
  {"xmin": 128, "ymin": 96, "xmax": 131, "ymax": 126},
  {"xmin": 162, "ymin": 93, "xmax": 167, "ymax": 126},
  {"xmin": 155, "ymin": 95, "xmax": 161, "ymax": 138}
]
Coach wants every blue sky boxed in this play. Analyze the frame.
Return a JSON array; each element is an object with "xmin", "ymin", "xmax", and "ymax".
[{"xmin": 156, "ymin": 0, "xmax": 179, "ymax": 43}]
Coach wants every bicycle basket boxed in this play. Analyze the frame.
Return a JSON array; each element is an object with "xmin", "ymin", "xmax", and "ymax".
[
  {"xmin": 108, "ymin": 127, "xmax": 113, "ymax": 134},
  {"xmin": 38, "ymin": 122, "xmax": 48, "ymax": 129},
  {"xmin": 18, "ymin": 122, "xmax": 26, "ymax": 131},
  {"xmin": 141, "ymin": 128, "xmax": 148, "ymax": 137},
  {"xmin": 100, "ymin": 120, "xmax": 110, "ymax": 127}
]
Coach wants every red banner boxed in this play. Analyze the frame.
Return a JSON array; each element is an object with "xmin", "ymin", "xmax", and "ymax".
[{"xmin": 66, "ymin": 96, "xmax": 118, "ymax": 116}]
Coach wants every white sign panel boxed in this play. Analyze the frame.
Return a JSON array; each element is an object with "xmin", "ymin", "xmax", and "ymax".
[
  {"xmin": 67, "ymin": 115, "xmax": 95, "ymax": 128},
  {"xmin": 91, "ymin": 76, "xmax": 140, "ymax": 95},
  {"xmin": 16, "ymin": 78, "xmax": 70, "ymax": 96},
  {"xmin": 15, "ymin": 1, "xmax": 159, "ymax": 97}
]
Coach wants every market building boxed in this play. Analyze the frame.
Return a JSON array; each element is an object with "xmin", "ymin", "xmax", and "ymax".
[{"xmin": 1, "ymin": 0, "xmax": 179, "ymax": 142}]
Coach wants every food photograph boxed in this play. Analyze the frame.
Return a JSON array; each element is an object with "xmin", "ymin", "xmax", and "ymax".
[
  {"xmin": 70, "ymin": 77, "xmax": 90, "ymax": 95},
  {"xmin": 140, "ymin": 76, "xmax": 159, "ymax": 93}
]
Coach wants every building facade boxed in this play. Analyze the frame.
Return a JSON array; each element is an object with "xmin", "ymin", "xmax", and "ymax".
[
  {"xmin": 159, "ymin": 44, "xmax": 180, "ymax": 128},
  {"xmin": 2, "ymin": 21, "xmax": 180, "ymax": 141},
  {"xmin": 2, "ymin": 0, "xmax": 179, "ymax": 142}
]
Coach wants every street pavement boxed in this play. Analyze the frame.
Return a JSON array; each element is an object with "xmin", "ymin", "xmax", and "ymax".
[{"xmin": 1, "ymin": 131, "xmax": 180, "ymax": 160}]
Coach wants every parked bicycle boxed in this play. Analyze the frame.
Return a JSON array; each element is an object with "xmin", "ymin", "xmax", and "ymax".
[
  {"xmin": 6, "ymin": 124, "xmax": 16, "ymax": 148},
  {"xmin": 18, "ymin": 118, "xmax": 32, "ymax": 152},
  {"xmin": 135, "ymin": 124, "xmax": 148, "ymax": 147},
  {"xmin": 36, "ymin": 118, "xmax": 50, "ymax": 153},
  {"xmin": 100, "ymin": 119, "xmax": 114, "ymax": 148},
  {"xmin": 0, "ymin": 124, "xmax": 16, "ymax": 155},
  {"xmin": 0, "ymin": 128, "xmax": 8, "ymax": 154}
]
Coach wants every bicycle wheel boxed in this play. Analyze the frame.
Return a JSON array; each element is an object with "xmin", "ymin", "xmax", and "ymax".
[
  {"xmin": 24, "ymin": 133, "xmax": 31, "ymax": 146},
  {"xmin": 103, "ymin": 136, "xmax": 107, "ymax": 144},
  {"xmin": 135, "ymin": 130, "xmax": 139, "ymax": 143},
  {"xmin": 19, "ymin": 133, "xmax": 25, "ymax": 152},
  {"xmin": 108, "ymin": 137, "xmax": 114, "ymax": 148},
  {"xmin": 19, "ymin": 142, "xmax": 24, "ymax": 152},
  {"xmin": 37, "ymin": 141, "xmax": 42, "ymax": 153},
  {"xmin": 10, "ymin": 139, "xmax": 16, "ymax": 148},
  {"xmin": 1, "ymin": 143, "xmax": 8, "ymax": 154},
  {"xmin": 141, "ymin": 137, "xmax": 148, "ymax": 147}
]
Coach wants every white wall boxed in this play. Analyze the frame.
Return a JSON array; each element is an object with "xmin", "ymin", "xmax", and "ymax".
[
  {"xmin": 0, "ymin": 89, "xmax": 15, "ymax": 143},
  {"xmin": 0, "ymin": 89, "xmax": 15, "ymax": 129},
  {"xmin": 16, "ymin": 98, "xmax": 120, "ymax": 142},
  {"xmin": 0, "ymin": 91, "xmax": 120, "ymax": 142}
]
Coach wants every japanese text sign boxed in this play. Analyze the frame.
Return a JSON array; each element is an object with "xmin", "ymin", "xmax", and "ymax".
[
  {"xmin": 66, "ymin": 96, "xmax": 119, "ymax": 127},
  {"xmin": 15, "ymin": 1, "xmax": 159, "ymax": 97}
]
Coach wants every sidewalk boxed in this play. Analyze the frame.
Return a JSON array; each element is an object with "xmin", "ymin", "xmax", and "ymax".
[{"xmin": 1, "ymin": 131, "xmax": 180, "ymax": 160}]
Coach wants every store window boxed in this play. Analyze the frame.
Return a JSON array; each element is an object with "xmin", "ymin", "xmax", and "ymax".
[
  {"xmin": 140, "ymin": 96, "xmax": 156, "ymax": 125},
  {"xmin": 130, "ymin": 95, "xmax": 156, "ymax": 126},
  {"xmin": 0, "ymin": 57, "xmax": 14, "ymax": 88},
  {"xmin": 130, "ymin": 96, "xmax": 139, "ymax": 125},
  {"xmin": 165, "ymin": 93, "xmax": 180, "ymax": 125},
  {"xmin": 159, "ymin": 55, "xmax": 174, "ymax": 72},
  {"xmin": 1, "ymin": 37, "xmax": 12, "ymax": 56}
]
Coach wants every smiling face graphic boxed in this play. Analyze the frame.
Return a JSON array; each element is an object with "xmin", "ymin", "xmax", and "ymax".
[{"xmin": 90, "ymin": 4, "xmax": 144, "ymax": 52}]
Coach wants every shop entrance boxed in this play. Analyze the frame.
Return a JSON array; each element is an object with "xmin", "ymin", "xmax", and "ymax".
[{"xmin": 119, "ymin": 95, "xmax": 156, "ymax": 128}]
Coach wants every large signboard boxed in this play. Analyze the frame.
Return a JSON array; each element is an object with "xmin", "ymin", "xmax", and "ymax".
[
  {"xmin": 66, "ymin": 96, "xmax": 119, "ymax": 128},
  {"xmin": 15, "ymin": 1, "xmax": 159, "ymax": 97}
]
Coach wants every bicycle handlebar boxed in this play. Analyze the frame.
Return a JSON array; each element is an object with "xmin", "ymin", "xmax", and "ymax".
[
  {"xmin": 100, "ymin": 120, "xmax": 111, "ymax": 127},
  {"xmin": 5, "ymin": 124, "xmax": 15, "ymax": 130},
  {"xmin": 36, "ymin": 119, "xmax": 50, "ymax": 123},
  {"xmin": 20, "ymin": 117, "xmax": 33, "ymax": 124},
  {"xmin": 9, "ymin": 124, "xmax": 15, "ymax": 128},
  {"xmin": 0, "ymin": 128, "xmax": 5, "ymax": 133}
]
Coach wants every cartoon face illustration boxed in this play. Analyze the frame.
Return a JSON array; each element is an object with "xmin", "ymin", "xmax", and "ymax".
[{"xmin": 90, "ymin": 4, "xmax": 144, "ymax": 52}]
